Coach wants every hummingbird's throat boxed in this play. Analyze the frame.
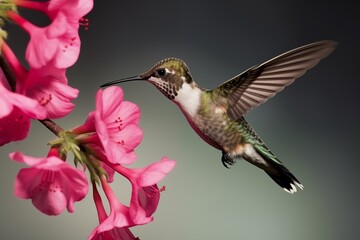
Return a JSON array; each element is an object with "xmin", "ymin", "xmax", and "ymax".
[{"xmin": 149, "ymin": 77, "xmax": 178, "ymax": 100}]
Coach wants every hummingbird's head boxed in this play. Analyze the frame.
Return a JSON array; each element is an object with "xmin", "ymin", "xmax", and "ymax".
[
  {"xmin": 101, "ymin": 58, "xmax": 196, "ymax": 101},
  {"xmin": 141, "ymin": 58, "xmax": 195, "ymax": 100}
]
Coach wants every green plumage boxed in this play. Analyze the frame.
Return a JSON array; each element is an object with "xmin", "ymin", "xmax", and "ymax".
[{"xmin": 236, "ymin": 117, "xmax": 282, "ymax": 165}]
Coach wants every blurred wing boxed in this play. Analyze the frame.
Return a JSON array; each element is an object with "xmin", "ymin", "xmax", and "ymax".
[{"xmin": 214, "ymin": 40, "xmax": 337, "ymax": 120}]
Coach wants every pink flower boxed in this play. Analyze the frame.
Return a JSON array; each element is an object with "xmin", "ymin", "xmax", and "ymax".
[
  {"xmin": 138, "ymin": 185, "xmax": 162, "ymax": 218},
  {"xmin": 6, "ymin": 10, "xmax": 76, "ymax": 69},
  {"xmin": 77, "ymin": 86, "xmax": 143, "ymax": 165},
  {"xmin": 1, "ymin": 41, "xmax": 78, "ymax": 118},
  {"xmin": 89, "ymin": 180, "xmax": 138, "ymax": 240},
  {"xmin": 90, "ymin": 220, "xmax": 138, "ymax": 240},
  {"xmin": 47, "ymin": 0, "xmax": 93, "ymax": 28},
  {"xmin": 16, "ymin": 0, "xmax": 93, "ymax": 28},
  {"xmin": 89, "ymin": 158, "xmax": 175, "ymax": 239},
  {"xmin": 0, "ymin": 70, "xmax": 45, "ymax": 119},
  {"xmin": 20, "ymin": 65, "xmax": 79, "ymax": 118},
  {"xmin": 13, "ymin": 0, "xmax": 94, "ymax": 68},
  {"xmin": 109, "ymin": 157, "xmax": 176, "ymax": 224},
  {"xmin": 10, "ymin": 151, "xmax": 88, "ymax": 215},
  {"xmin": 129, "ymin": 157, "xmax": 175, "ymax": 223},
  {"xmin": 0, "ymin": 69, "xmax": 46, "ymax": 146}
]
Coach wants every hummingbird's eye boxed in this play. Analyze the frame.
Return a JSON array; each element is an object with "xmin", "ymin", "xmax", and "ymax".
[{"xmin": 157, "ymin": 68, "xmax": 166, "ymax": 77}]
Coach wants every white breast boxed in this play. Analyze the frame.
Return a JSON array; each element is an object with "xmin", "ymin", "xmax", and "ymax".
[{"xmin": 174, "ymin": 83, "xmax": 202, "ymax": 118}]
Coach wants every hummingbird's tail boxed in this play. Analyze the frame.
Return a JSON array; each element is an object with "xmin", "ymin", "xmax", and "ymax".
[
  {"xmin": 254, "ymin": 144, "xmax": 304, "ymax": 194},
  {"xmin": 265, "ymin": 161, "xmax": 303, "ymax": 194},
  {"xmin": 243, "ymin": 145, "xmax": 303, "ymax": 193},
  {"xmin": 238, "ymin": 117, "xmax": 303, "ymax": 193}
]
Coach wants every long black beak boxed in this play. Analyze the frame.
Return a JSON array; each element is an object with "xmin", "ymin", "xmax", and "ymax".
[{"xmin": 100, "ymin": 75, "xmax": 147, "ymax": 88}]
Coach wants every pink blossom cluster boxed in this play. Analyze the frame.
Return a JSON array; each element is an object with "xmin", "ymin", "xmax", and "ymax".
[
  {"xmin": 75, "ymin": 87, "xmax": 176, "ymax": 239},
  {"xmin": 11, "ymin": 86, "xmax": 176, "ymax": 239},
  {"xmin": 0, "ymin": 1, "xmax": 176, "ymax": 239},
  {"xmin": 0, "ymin": 0, "xmax": 93, "ymax": 146}
]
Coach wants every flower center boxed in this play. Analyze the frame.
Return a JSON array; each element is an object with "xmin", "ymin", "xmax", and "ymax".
[
  {"xmin": 36, "ymin": 170, "xmax": 63, "ymax": 193},
  {"xmin": 39, "ymin": 93, "xmax": 52, "ymax": 106},
  {"xmin": 114, "ymin": 117, "xmax": 123, "ymax": 131},
  {"xmin": 79, "ymin": 17, "xmax": 89, "ymax": 30},
  {"xmin": 62, "ymin": 36, "xmax": 77, "ymax": 52}
]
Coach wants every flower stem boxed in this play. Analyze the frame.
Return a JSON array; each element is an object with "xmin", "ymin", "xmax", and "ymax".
[
  {"xmin": 7, "ymin": 11, "xmax": 34, "ymax": 34},
  {"xmin": 1, "ymin": 41, "xmax": 28, "ymax": 82},
  {"xmin": 14, "ymin": 0, "xmax": 48, "ymax": 12},
  {"xmin": 92, "ymin": 182, "xmax": 108, "ymax": 223},
  {"xmin": 39, "ymin": 119, "xmax": 64, "ymax": 136}
]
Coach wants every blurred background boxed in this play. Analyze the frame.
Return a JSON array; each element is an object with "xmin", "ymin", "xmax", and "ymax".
[{"xmin": 1, "ymin": 0, "xmax": 359, "ymax": 239}]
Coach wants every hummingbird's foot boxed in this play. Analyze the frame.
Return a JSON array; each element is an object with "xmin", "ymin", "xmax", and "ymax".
[{"xmin": 221, "ymin": 152, "xmax": 236, "ymax": 168}]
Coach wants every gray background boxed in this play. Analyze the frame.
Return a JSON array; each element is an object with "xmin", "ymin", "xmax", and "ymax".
[{"xmin": 1, "ymin": 0, "xmax": 359, "ymax": 239}]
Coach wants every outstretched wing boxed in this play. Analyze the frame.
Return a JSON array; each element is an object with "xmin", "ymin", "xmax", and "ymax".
[{"xmin": 213, "ymin": 40, "xmax": 337, "ymax": 120}]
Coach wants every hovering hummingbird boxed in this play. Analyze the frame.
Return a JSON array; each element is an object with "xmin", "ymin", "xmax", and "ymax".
[{"xmin": 101, "ymin": 40, "xmax": 337, "ymax": 193}]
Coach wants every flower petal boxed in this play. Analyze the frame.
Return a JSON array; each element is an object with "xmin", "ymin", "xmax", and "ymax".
[
  {"xmin": 110, "ymin": 124, "xmax": 143, "ymax": 152},
  {"xmin": 0, "ymin": 109, "xmax": 31, "ymax": 146},
  {"xmin": 0, "ymin": 81, "xmax": 46, "ymax": 119},
  {"xmin": 54, "ymin": 32, "xmax": 81, "ymax": 68},
  {"xmin": 94, "ymin": 87, "xmax": 141, "ymax": 164},
  {"xmin": 139, "ymin": 185, "xmax": 160, "ymax": 217},
  {"xmin": 48, "ymin": 0, "xmax": 94, "ymax": 21},
  {"xmin": 10, "ymin": 153, "xmax": 88, "ymax": 216},
  {"xmin": 14, "ymin": 168, "xmax": 41, "ymax": 199},
  {"xmin": 10, "ymin": 152, "xmax": 62, "ymax": 167},
  {"xmin": 88, "ymin": 226, "xmax": 137, "ymax": 240},
  {"xmin": 96, "ymin": 87, "xmax": 124, "ymax": 119},
  {"xmin": 0, "ymin": 94, "xmax": 13, "ymax": 118},
  {"xmin": 45, "ymin": 12, "xmax": 68, "ymax": 38},
  {"xmin": 116, "ymin": 101, "xmax": 141, "ymax": 126},
  {"xmin": 60, "ymin": 165, "xmax": 89, "ymax": 212},
  {"xmin": 138, "ymin": 157, "xmax": 176, "ymax": 186},
  {"xmin": 24, "ymin": 10, "xmax": 81, "ymax": 69},
  {"xmin": 95, "ymin": 109, "xmax": 137, "ymax": 165},
  {"xmin": 21, "ymin": 66, "xmax": 78, "ymax": 118},
  {"xmin": 40, "ymin": 81, "xmax": 79, "ymax": 118},
  {"xmin": 26, "ymin": 27, "xmax": 59, "ymax": 69},
  {"xmin": 127, "ymin": 158, "xmax": 175, "ymax": 224}
]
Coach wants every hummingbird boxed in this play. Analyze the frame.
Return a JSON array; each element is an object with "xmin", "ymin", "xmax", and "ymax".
[{"xmin": 101, "ymin": 40, "xmax": 337, "ymax": 193}]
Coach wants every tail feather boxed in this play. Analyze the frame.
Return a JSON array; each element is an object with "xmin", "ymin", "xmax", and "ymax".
[
  {"xmin": 243, "ymin": 143, "xmax": 304, "ymax": 193},
  {"xmin": 264, "ymin": 163, "xmax": 303, "ymax": 194},
  {"xmin": 255, "ymin": 145, "xmax": 304, "ymax": 193},
  {"xmin": 237, "ymin": 117, "xmax": 303, "ymax": 193}
]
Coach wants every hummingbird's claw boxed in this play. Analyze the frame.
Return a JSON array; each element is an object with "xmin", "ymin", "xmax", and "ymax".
[{"xmin": 221, "ymin": 152, "xmax": 236, "ymax": 168}]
